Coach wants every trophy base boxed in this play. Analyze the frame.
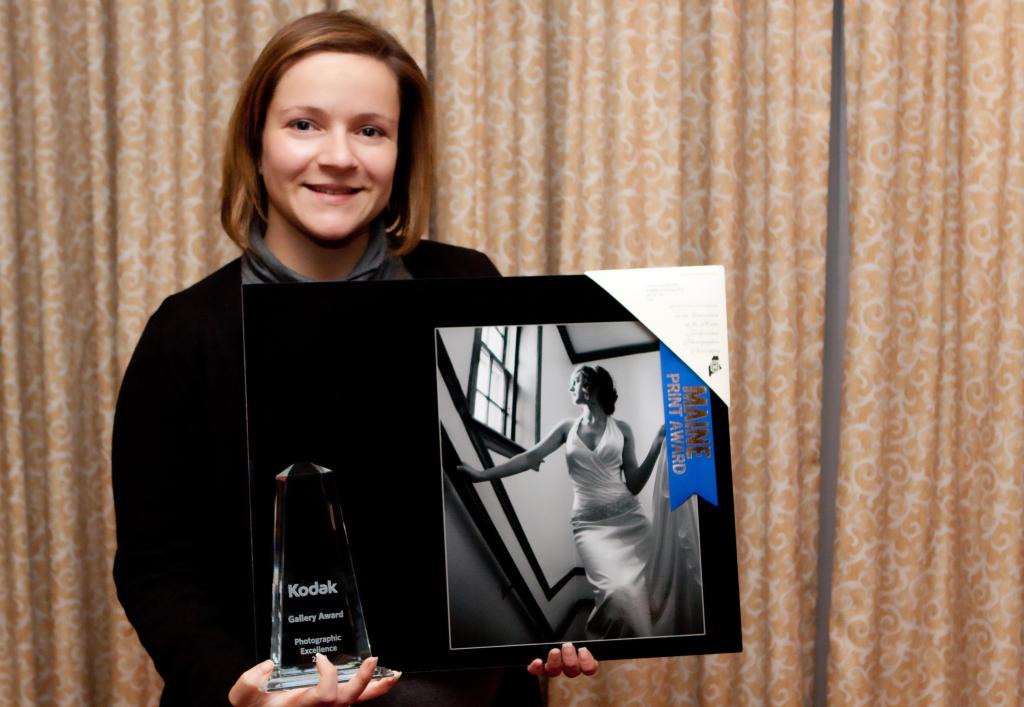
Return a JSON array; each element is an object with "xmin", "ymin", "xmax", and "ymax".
[{"xmin": 264, "ymin": 660, "xmax": 395, "ymax": 692}]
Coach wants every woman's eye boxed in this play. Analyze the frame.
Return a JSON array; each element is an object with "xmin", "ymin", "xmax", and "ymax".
[
  {"xmin": 291, "ymin": 120, "xmax": 314, "ymax": 132},
  {"xmin": 358, "ymin": 126, "xmax": 383, "ymax": 138}
]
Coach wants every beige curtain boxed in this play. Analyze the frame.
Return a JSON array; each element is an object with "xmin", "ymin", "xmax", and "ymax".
[
  {"xmin": 512, "ymin": 2, "xmax": 834, "ymax": 704},
  {"xmin": 2, "ymin": 1, "xmax": 835, "ymax": 705},
  {"xmin": 828, "ymin": 1, "xmax": 1024, "ymax": 705}
]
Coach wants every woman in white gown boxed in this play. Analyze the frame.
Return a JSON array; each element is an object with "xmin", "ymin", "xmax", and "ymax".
[{"xmin": 459, "ymin": 366, "xmax": 664, "ymax": 639}]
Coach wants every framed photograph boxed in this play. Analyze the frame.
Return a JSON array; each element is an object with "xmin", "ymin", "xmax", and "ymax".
[{"xmin": 243, "ymin": 268, "xmax": 740, "ymax": 675}]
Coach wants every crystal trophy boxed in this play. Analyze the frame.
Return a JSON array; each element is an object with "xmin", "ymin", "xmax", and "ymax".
[{"xmin": 265, "ymin": 462, "xmax": 391, "ymax": 691}]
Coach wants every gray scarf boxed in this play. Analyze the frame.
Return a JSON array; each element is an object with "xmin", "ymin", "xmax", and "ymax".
[{"xmin": 241, "ymin": 220, "xmax": 410, "ymax": 284}]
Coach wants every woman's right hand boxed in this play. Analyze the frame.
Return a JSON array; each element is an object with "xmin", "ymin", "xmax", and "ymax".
[{"xmin": 228, "ymin": 654, "xmax": 399, "ymax": 707}]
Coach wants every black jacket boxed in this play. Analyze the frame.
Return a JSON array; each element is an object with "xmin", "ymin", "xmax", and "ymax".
[{"xmin": 112, "ymin": 242, "xmax": 537, "ymax": 706}]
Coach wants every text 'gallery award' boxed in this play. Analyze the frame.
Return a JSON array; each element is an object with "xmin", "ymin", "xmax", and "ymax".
[{"xmin": 265, "ymin": 462, "xmax": 391, "ymax": 691}]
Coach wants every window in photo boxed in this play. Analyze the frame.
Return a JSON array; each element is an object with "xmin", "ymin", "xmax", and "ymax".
[{"xmin": 468, "ymin": 326, "xmax": 520, "ymax": 439}]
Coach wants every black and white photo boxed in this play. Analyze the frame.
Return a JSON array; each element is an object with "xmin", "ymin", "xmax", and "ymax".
[{"xmin": 437, "ymin": 322, "xmax": 705, "ymax": 650}]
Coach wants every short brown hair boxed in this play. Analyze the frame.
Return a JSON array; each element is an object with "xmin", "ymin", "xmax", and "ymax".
[{"xmin": 220, "ymin": 11, "xmax": 432, "ymax": 254}]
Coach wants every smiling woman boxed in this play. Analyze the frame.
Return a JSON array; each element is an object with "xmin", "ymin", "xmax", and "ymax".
[
  {"xmin": 219, "ymin": 11, "xmax": 435, "ymax": 280},
  {"xmin": 111, "ymin": 10, "xmax": 594, "ymax": 707},
  {"xmin": 260, "ymin": 52, "xmax": 400, "ymax": 280}
]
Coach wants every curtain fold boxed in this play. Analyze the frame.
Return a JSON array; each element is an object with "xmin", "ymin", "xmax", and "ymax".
[
  {"xmin": 1, "ymin": 1, "xmax": 118, "ymax": 703},
  {"xmin": 431, "ymin": 0, "xmax": 553, "ymax": 273},
  {"xmin": 829, "ymin": 1, "xmax": 1024, "ymax": 704}
]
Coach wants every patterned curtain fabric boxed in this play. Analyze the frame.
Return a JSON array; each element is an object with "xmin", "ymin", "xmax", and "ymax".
[
  {"xmin": 3, "ymin": 0, "xmax": 834, "ymax": 705},
  {"xmin": 533, "ymin": 1, "xmax": 834, "ymax": 704},
  {"xmin": 829, "ymin": 1, "xmax": 1024, "ymax": 705}
]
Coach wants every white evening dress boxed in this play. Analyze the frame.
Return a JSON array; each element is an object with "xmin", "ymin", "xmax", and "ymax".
[
  {"xmin": 565, "ymin": 416, "xmax": 654, "ymax": 639},
  {"xmin": 645, "ymin": 441, "xmax": 704, "ymax": 635}
]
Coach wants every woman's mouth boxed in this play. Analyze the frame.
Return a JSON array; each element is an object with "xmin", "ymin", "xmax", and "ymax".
[{"xmin": 306, "ymin": 184, "xmax": 361, "ymax": 195}]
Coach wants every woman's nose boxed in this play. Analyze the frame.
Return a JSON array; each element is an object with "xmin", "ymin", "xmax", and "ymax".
[{"xmin": 318, "ymin": 132, "xmax": 357, "ymax": 169}]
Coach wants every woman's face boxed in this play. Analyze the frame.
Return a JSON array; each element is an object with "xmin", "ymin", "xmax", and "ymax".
[
  {"xmin": 260, "ymin": 52, "xmax": 400, "ymax": 251},
  {"xmin": 569, "ymin": 369, "xmax": 588, "ymax": 404}
]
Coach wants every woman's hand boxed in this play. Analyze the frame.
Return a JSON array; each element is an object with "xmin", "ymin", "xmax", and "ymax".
[
  {"xmin": 455, "ymin": 463, "xmax": 481, "ymax": 482},
  {"xmin": 526, "ymin": 643, "xmax": 598, "ymax": 678},
  {"xmin": 228, "ymin": 654, "xmax": 400, "ymax": 706}
]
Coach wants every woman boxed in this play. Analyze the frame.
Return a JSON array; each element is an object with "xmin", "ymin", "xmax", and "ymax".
[
  {"xmin": 112, "ymin": 11, "xmax": 593, "ymax": 707},
  {"xmin": 459, "ymin": 365, "xmax": 665, "ymax": 639}
]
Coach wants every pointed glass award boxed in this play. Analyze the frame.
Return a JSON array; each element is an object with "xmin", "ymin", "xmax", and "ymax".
[{"xmin": 265, "ymin": 462, "xmax": 392, "ymax": 691}]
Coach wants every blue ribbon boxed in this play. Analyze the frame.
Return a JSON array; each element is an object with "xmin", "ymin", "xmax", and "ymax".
[{"xmin": 659, "ymin": 343, "xmax": 718, "ymax": 509}]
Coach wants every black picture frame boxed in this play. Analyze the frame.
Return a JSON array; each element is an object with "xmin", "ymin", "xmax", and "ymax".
[{"xmin": 243, "ymin": 274, "xmax": 741, "ymax": 674}]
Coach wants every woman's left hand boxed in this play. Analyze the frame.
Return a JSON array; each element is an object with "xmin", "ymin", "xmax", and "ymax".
[{"xmin": 527, "ymin": 643, "xmax": 598, "ymax": 678}]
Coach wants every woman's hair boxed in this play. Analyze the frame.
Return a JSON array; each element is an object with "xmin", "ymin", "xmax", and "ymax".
[
  {"xmin": 220, "ymin": 11, "xmax": 433, "ymax": 254},
  {"xmin": 578, "ymin": 366, "xmax": 618, "ymax": 415}
]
